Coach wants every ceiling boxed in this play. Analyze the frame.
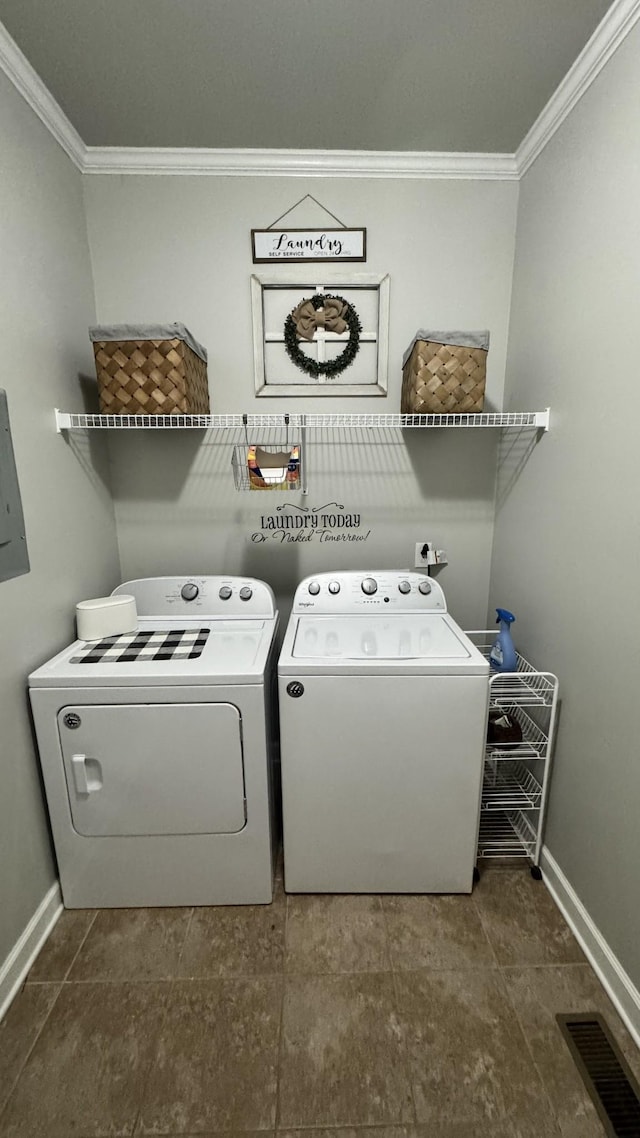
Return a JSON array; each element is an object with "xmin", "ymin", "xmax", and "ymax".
[{"xmin": 0, "ymin": 0, "xmax": 614, "ymax": 152}]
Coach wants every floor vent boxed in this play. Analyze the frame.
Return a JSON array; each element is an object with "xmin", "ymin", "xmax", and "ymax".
[{"xmin": 556, "ymin": 1013, "xmax": 640, "ymax": 1137}]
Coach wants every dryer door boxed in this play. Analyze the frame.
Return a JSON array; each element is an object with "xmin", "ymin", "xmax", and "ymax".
[{"xmin": 58, "ymin": 703, "xmax": 246, "ymax": 836}]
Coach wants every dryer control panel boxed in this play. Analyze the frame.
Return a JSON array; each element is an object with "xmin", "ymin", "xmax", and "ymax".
[
  {"xmin": 112, "ymin": 576, "xmax": 276, "ymax": 618},
  {"xmin": 292, "ymin": 571, "xmax": 446, "ymax": 614}
]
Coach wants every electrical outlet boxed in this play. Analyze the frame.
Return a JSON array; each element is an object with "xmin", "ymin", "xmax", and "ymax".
[
  {"xmin": 414, "ymin": 541, "xmax": 448, "ymax": 569},
  {"xmin": 414, "ymin": 541, "xmax": 432, "ymax": 568}
]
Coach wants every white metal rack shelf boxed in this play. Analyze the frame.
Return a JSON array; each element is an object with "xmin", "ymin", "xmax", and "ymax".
[
  {"xmin": 55, "ymin": 409, "xmax": 550, "ymax": 432},
  {"xmin": 481, "ymin": 759, "xmax": 543, "ymax": 811},
  {"xmin": 486, "ymin": 705, "xmax": 550, "ymax": 759},
  {"xmin": 467, "ymin": 632, "xmax": 559, "ymax": 877},
  {"xmin": 478, "ymin": 811, "xmax": 537, "ymax": 860}
]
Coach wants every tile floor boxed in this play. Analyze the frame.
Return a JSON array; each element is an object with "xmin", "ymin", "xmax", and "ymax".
[{"xmin": 1, "ymin": 861, "xmax": 639, "ymax": 1138}]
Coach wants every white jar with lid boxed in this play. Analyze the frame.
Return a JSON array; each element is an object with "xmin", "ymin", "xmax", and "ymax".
[{"xmin": 75, "ymin": 595, "xmax": 137, "ymax": 641}]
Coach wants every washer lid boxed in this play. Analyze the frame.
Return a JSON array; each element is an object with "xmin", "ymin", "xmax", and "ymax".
[{"xmin": 292, "ymin": 614, "xmax": 471, "ymax": 660}]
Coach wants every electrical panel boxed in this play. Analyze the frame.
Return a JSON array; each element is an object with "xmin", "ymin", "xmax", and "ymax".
[{"xmin": 0, "ymin": 390, "xmax": 30, "ymax": 582}]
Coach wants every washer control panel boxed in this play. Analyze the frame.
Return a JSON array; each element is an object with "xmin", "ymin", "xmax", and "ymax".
[
  {"xmin": 112, "ymin": 576, "xmax": 276, "ymax": 618},
  {"xmin": 294, "ymin": 571, "xmax": 446, "ymax": 613}
]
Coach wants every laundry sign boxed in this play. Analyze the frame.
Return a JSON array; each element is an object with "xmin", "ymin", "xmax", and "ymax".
[
  {"xmin": 251, "ymin": 502, "xmax": 371, "ymax": 545},
  {"xmin": 251, "ymin": 228, "xmax": 367, "ymax": 263}
]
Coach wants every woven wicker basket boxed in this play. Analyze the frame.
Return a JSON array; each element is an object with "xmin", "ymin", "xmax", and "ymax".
[
  {"xmin": 90, "ymin": 324, "xmax": 209, "ymax": 415},
  {"xmin": 401, "ymin": 333, "xmax": 488, "ymax": 415}
]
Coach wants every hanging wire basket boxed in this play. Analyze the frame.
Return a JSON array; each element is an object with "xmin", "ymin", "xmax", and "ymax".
[{"xmin": 231, "ymin": 413, "xmax": 302, "ymax": 492}]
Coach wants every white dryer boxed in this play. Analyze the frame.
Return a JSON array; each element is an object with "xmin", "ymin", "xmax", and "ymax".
[
  {"xmin": 278, "ymin": 571, "xmax": 489, "ymax": 894},
  {"xmin": 29, "ymin": 576, "xmax": 278, "ymax": 907}
]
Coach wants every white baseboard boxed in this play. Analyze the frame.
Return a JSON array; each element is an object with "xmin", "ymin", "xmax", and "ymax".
[
  {"xmin": 0, "ymin": 882, "xmax": 62, "ymax": 1021},
  {"xmin": 541, "ymin": 847, "xmax": 640, "ymax": 1048}
]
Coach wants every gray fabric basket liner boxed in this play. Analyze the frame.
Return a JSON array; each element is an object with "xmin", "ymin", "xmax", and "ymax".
[
  {"xmin": 89, "ymin": 323, "xmax": 208, "ymax": 363},
  {"xmin": 402, "ymin": 329, "xmax": 489, "ymax": 368}
]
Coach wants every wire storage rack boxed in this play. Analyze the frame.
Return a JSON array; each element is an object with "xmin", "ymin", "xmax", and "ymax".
[
  {"xmin": 466, "ymin": 631, "xmax": 559, "ymax": 877},
  {"xmin": 53, "ymin": 409, "xmax": 550, "ymax": 497},
  {"xmin": 231, "ymin": 413, "xmax": 304, "ymax": 493}
]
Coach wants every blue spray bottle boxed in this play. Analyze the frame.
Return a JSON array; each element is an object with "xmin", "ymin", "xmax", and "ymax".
[{"xmin": 489, "ymin": 608, "xmax": 517, "ymax": 672}]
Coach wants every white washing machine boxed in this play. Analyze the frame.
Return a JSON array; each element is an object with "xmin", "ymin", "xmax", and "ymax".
[
  {"xmin": 278, "ymin": 570, "xmax": 489, "ymax": 894},
  {"xmin": 29, "ymin": 576, "xmax": 278, "ymax": 907}
]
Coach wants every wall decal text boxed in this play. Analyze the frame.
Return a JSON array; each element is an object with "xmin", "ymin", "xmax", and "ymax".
[{"xmin": 250, "ymin": 502, "xmax": 371, "ymax": 545}]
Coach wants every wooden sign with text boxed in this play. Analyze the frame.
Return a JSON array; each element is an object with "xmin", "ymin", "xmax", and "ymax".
[{"xmin": 252, "ymin": 228, "xmax": 367, "ymax": 263}]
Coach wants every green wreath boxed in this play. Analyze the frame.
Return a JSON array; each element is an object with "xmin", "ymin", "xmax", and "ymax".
[{"xmin": 284, "ymin": 293, "xmax": 362, "ymax": 378}]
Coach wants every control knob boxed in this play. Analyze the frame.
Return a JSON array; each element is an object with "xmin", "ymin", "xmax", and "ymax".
[
  {"xmin": 418, "ymin": 579, "xmax": 432, "ymax": 595},
  {"xmin": 361, "ymin": 577, "xmax": 377, "ymax": 595},
  {"xmin": 308, "ymin": 581, "xmax": 321, "ymax": 595},
  {"xmin": 181, "ymin": 582, "xmax": 199, "ymax": 602},
  {"xmin": 328, "ymin": 581, "xmax": 341, "ymax": 595},
  {"xmin": 239, "ymin": 586, "xmax": 253, "ymax": 601},
  {"xmin": 219, "ymin": 586, "xmax": 232, "ymax": 600},
  {"xmin": 398, "ymin": 580, "xmax": 411, "ymax": 594}
]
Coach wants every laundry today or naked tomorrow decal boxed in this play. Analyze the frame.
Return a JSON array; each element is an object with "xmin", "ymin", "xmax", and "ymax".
[{"xmin": 251, "ymin": 503, "xmax": 371, "ymax": 545}]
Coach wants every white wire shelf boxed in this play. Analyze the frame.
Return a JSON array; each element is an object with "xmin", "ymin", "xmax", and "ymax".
[
  {"xmin": 467, "ymin": 632, "xmax": 558, "ymax": 707},
  {"xmin": 55, "ymin": 409, "xmax": 550, "ymax": 432},
  {"xmin": 489, "ymin": 671, "xmax": 556, "ymax": 707},
  {"xmin": 482, "ymin": 759, "xmax": 543, "ymax": 811},
  {"xmin": 477, "ymin": 810, "xmax": 537, "ymax": 859},
  {"xmin": 486, "ymin": 705, "xmax": 550, "ymax": 759}
]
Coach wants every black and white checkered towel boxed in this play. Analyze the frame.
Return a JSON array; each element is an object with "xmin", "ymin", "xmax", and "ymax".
[{"xmin": 71, "ymin": 628, "xmax": 211, "ymax": 664}]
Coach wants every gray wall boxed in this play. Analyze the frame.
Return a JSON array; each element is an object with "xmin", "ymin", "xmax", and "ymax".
[
  {"xmin": 0, "ymin": 73, "xmax": 120, "ymax": 963},
  {"xmin": 83, "ymin": 176, "xmax": 519, "ymax": 629},
  {"xmin": 490, "ymin": 24, "xmax": 640, "ymax": 985}
]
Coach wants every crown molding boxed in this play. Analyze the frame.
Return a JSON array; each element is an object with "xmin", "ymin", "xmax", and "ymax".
[
  {"xmin": 82, "ymin": 147, "xmax": 518, "ymax": 179},
  {"xmin": 516, "ymin": 0, "xmax": 640, "ymax": 176},
  {"xmin": 0, "ymin": 20, "xmax": 85, "ymax": 170}
]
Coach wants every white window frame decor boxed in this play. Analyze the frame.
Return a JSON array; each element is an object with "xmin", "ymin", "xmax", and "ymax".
[{"xmin": 251, "ymin": 269, "xmax": 390, "ymax": 398}]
